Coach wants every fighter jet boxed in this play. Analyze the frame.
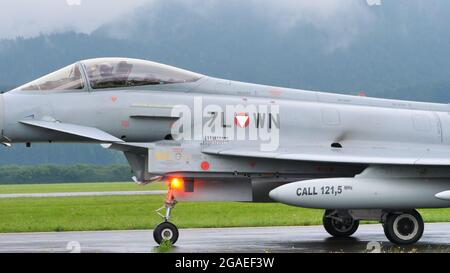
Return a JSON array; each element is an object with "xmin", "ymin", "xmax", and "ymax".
[{"xmin": 2, "ymin": 57, "xmax": 450, "ymax": 246}]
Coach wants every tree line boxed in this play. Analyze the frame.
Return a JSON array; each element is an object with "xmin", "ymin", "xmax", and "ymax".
[{"xmin": 0, "ymin": 164, "xmax": 132, "ymax": 184}]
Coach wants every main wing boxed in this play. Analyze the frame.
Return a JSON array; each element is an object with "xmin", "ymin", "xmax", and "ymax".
[{"xmin": 202, "ymin": 142, "xmax": 450, "ymax": 166}]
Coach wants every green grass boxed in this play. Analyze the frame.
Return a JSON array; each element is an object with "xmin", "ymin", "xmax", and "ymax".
[
  {"xmin": 419, "ymin": 209, "xmax": 450, "ymax": 223},
  {"xmin": 0, "ymin": 192, "xmax": 450, "ymax": 233},
  {"xmin": 0, "ymin": 195, "xmax": 322, "ymax": 233},
  {"xmin": 0, "ymin": 182, "xmax": 167, "ymax": 194},
  {"xmin": 156, "ymin": 240, "xmax": 173, "ymax": 253}
]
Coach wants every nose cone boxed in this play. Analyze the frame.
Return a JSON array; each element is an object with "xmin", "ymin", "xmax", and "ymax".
[
  {"xmin": 271, "ymin": 182, "xmax": 306, "ymax": 208},
  {"xmin": 269, "ymin": 186, "xmax": 283, "ymax": 202},
  {"xmin": 269, "ymin": 182, "xmax": 308, "ymax": 207}
]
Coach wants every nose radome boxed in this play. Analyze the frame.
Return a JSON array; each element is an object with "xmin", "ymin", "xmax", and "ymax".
[{"xmin": 269, "ymin": 186, "xmax": 281, "ymax": 202}]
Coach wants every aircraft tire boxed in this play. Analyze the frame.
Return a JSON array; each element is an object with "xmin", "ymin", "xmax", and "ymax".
[
  {"xmin": 153, "ymin": 221, "xmax": 179, "ymax": 245},
  {"xmin": 383, "ymin": 210, "xmax": 424, "ymax": 245},
  {"xmin": 323, "ymin": 210, "xmax": 359, "ymax": 237}
]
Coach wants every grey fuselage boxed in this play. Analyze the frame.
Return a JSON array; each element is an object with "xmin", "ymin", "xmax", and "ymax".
[
  {"xmin": 2, "ymin": 76, "xmax": 449, "ymax": 149},
  {"xmin": 2, "ymin": 63, "xmax": 450, "ymax": 205}
]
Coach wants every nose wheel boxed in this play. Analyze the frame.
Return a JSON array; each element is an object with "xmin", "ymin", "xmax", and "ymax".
[
  {"xmin": 154, "ymin": 187, "xmax": 179, "ymax": 245},
  {"xmin": 153, "ymin": 221, "xmax": 179, "ymax": 245}
]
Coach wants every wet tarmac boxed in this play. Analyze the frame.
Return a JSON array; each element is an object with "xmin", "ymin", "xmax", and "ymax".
[{"xmin": 0, "ymin": 223, "xmax": 449, "ymax": 253}]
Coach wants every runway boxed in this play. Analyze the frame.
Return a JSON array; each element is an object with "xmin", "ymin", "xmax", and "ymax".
[
  {"xmin": 1, "ymin": 223, "xmax": 450, "ymax": 253},
  {"xmin": 0, "ymin": 190, "xmax": 166, "ymax": 198}
]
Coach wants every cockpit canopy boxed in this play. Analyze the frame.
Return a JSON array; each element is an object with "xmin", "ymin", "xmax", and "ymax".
[
  {"xmin": 19, "ymin": 64, "xmax": 84, "ymax": 91},
  {"xmin": 83, "ymin": 58, "xmax": 202, "ymax": 89},
  {"xmin": 15, "ymin": 58, "xmax": 202, "ymax": 91}
]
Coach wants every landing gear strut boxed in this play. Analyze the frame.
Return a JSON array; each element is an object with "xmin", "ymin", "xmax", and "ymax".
[
  {"xmin": 323, "ymin": 210, "xmax": 359, "ymax": 238},
  {"xmin": 383, "ymin": 209, "xmax": 424, "ymax": 245},
  {"xmin": 154, "ymin": 188, "xmax": 179, "ymax": 245}
]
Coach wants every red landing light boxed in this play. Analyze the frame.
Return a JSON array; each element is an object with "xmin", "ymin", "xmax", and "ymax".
[{"xmin": 169, "ymin": 177, "xmax": 184, "ymax": 190}]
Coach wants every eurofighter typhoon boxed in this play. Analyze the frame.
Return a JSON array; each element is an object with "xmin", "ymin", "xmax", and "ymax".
[{"xmin": 2, "ymin": 57, "xmax": 450, "ymax": 245}]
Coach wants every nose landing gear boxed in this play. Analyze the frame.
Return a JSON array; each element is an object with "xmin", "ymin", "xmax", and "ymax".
[{"xmin": 154, "ymin": 188, "xmax": 179, "ymax": 245}]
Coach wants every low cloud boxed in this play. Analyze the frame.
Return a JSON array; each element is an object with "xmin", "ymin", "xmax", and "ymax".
[
  {"xmin": 0, "ymin": 0, "xmax": 150, "ymax": 39},
  {"xmin": 100, "ymin": 0, "xmax": 378, "ymax": 51},
  {"xmin": 1, "ymin": 0, "xmax": 379, "ymax": 50},
  {"xmin": 250, "ymin": 0, "xmax": 375, "ymax": 50}
]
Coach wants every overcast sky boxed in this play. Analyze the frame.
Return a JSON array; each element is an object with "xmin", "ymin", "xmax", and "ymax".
[
  {"xmin": 0, "ymin": 0, "xmax": 150, "ymax": 39},
  {"xmin": 0, "ymin": 0, "xmax": 385, "ymax": 40}
]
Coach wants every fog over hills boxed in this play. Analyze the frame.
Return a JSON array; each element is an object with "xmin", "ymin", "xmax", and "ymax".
[{"xmin": 1, "ymin": 0, "xmax": 450, "ymax": 165}]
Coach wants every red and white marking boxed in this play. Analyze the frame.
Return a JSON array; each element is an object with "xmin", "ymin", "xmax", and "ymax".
[{"xmin": 234, "ymin": 113, "xmax": 250, "ymax": 128}]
